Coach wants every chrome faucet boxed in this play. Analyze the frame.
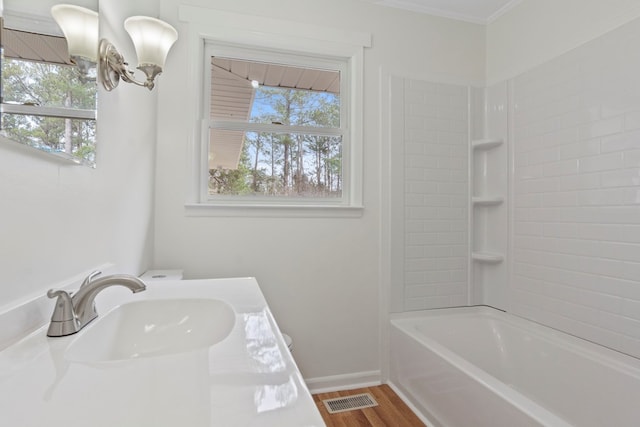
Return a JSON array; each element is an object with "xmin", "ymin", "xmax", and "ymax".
[{"xmin": 46, "ymin": 271, "xmax": 146, "ymax": 337}]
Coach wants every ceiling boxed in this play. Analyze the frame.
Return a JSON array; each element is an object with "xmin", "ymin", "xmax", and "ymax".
[{"xmin": 360, "ymin": 0, "xmax": 523, "ymax": 24}]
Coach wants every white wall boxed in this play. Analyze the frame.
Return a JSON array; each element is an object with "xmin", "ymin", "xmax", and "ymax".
[
  {"xmin": 0, "ymin": 0, "xmax": 157, "ymax": 330},
  {"xmin": 487, "ymin": 0, "xmax": 640, "ymax": 84},
  {"xmin": 153, "ymin": 0, "xmax": 485, "ymax": 384}
]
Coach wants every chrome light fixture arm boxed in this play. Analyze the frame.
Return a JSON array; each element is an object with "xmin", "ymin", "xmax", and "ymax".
[{"xmin": 99, "ymin": 39, "xmax": 159, "ymax": 91}]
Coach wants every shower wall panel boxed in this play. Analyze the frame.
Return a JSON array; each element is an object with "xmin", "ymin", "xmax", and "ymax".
[
  {"xmin": 509, "ymin": 17, "xmax": 640, "ymax": 358},
  {"xmin": 401, "ymin": 79, "xmax": 470, "ymax": 310}
]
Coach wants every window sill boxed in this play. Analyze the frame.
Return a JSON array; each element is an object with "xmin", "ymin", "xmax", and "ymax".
[{"xmin": 184, "ymin": 203, "xmax": 364, "ymax": 218}]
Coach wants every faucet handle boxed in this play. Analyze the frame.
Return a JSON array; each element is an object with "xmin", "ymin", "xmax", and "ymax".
[
  {"xmin": 47, "ymin": 289, "xmax": 75, "ymax": 322},
  {"xmin": 80, "ymin": 270, "xmax": 102, "ymax": 288},
  {"xmin": 46, "ymin": 289, "xmax": 79, "ymax": 337}
]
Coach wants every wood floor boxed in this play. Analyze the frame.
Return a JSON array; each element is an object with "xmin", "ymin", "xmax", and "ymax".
[{"xmin": 313, "ymin": 385, "xmax": 427, "ymax": 427}]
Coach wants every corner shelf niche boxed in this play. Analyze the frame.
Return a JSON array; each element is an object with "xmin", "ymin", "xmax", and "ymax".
[
  {"xmin": 472, "ymin": 196, "xmax": 504, "ymax": 206},
  {"xmin": 472, "ymin": 251, "xmax": 504, "ymax": 263},
  {"xmin": 471, "ymin": 136, "xmax": 506, "ymax": 270},
  {"xmin": 470, "ymin": 83, "xmax": 509, "ymax": 307},
  {"xmin": 472, "ymin": 138, "xmax": 503, "ymax": 150}
]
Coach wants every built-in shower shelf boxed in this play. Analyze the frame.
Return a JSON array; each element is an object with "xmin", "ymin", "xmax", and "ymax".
[
  {"xmin": 472, "ymin": 196, "xmax": 504, "ymax": 206},
  {"xmin": 472, "ymin": 138, "xmax": 503, "ymax": 150},
  {"xmin": 472, "ymin": 252, "xmax": 504, "ymax": 263}
]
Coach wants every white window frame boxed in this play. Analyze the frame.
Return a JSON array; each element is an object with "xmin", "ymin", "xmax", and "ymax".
[
  {"xmin": 204, "ymin": 43, "xmax": 349, "ymax": 205},
  {"xmin": 180, "ymin": 6, "xmax": 370, "ymax": 217}
]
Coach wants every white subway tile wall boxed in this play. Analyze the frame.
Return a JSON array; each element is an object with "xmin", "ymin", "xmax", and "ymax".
[
  {"xmin": 403, "ymin": 80, "xmax": 469, "ymax": 310},
  {"xmin": 511, "ymin": 18, "xmax": 640, "ymax": 358}
]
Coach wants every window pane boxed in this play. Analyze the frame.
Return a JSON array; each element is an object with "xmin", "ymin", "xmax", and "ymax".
[
  {"xmin": 2, "ymin": 58, "xmax": 96, "ymax": 109},
  {"xmin": 209, "ymin": 56, "xmax": 343, "ymax": 200},
  {"xmin": 1, "ymin": 113, "xmax": 96, "ymax": 164},
  {"xmin": 209, "ymin": 131, "xmax": 342, "ymax": 198},
  {"xmin": 210, "ymin": 57, "xmax": 340, "ymax": 128},
  {"xmin": 250, "ymin": 86, "xmax": 340, "ymax": 127}
]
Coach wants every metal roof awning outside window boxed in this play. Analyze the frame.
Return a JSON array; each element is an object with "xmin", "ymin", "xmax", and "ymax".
[{"xmin": 2, "ymin": 27, "xmax": 72, "ymax": 65}]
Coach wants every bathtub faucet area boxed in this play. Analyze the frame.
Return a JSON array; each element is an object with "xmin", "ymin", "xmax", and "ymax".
[{"xmin": 46, "ymin": 271, "xmax": 146, "ymax": 337}]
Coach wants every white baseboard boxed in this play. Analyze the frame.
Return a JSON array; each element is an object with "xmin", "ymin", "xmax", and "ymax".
[{"xmin": 305, "ymin": 370, "xmax": 381, "ymax": 394}]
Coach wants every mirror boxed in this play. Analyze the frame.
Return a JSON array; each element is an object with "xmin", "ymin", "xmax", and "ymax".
[{"xmin": 1, "ymin": 0, "xmax": 98, "ymax": 167}]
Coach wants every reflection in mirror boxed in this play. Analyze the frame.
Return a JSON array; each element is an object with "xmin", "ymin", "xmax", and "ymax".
[{"xmin": 1, "ymin": 2, "xmax": 98, "ymax": 167}]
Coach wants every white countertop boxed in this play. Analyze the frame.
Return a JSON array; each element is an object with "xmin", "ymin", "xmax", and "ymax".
[{"xmin": 0, "ymin": 277, "xmax": 325, "ymax": 427}]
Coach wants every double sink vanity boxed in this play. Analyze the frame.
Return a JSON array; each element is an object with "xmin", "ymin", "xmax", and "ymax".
[{"xmin": 0, "ymin": 276, "xmax": 325, "ymax": 426}]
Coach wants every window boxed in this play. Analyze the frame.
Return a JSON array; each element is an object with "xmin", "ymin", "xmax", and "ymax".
[
  {"xmin": 181, "ymin": 5, "xmax": 370, "ymax": 216},
  {"xmin": 203, "ymin": 44, "xmax": 350, "ymax": 207},
  {"xmin": 1, "ymin": 28, "xmax": 97, "ymax": 166}
]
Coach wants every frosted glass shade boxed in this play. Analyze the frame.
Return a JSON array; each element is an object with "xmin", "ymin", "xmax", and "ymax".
[
  {"xmin": 51, "ymin": 4, "xmax": 98, "ymax": 62},
  {"xmin": 124, "ymin": 16, "xmax": 178, "ymax": 69}
]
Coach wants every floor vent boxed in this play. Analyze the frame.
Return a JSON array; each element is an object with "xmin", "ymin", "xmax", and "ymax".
[{"xmin": 322, "ymin": 393, "xmax": 378, "ymax": 414}]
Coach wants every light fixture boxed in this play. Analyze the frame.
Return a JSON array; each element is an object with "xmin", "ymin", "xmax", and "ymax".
[
  {"xmin": 50, "ymin": 4, "xmax": 99, "ymax": 75},
  {"xmin": 99, "ymin": 16, "xmax": 178, "ymax": 91},
  {"xmin": 52, "ymin": 4, "xmax": 178, "ymax": 92}
]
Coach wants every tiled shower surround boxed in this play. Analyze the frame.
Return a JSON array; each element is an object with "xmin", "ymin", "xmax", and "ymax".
[
  {"xmin": 510, "ymin": 18, "xmax": 640, "ymax": 357},
  {"xmin": 402, "ymin": 80, "xmax": 469, "ymax": 311},
  {"xmin": 398, "ymin": 16, "xmax": 640, "ymax": 359}
]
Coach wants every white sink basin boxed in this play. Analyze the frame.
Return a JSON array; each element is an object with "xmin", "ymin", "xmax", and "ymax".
[{"xmin": 65, "ymin": 298, "xmax": 235, "ymax": 362}]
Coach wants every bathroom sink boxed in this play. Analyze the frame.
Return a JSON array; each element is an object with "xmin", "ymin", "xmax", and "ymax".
[{"xmin": 65, "ymin": 298, "xmax": 235, "ymax": 362}]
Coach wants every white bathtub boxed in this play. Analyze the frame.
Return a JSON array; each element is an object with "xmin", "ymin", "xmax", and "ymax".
[{"xmin": 389, "ymin": 306, "xmax": 640, "ymax": 427}]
